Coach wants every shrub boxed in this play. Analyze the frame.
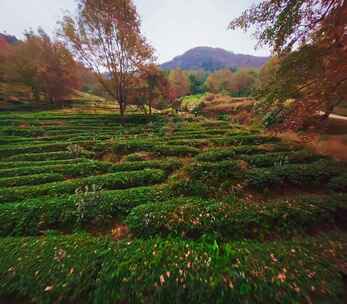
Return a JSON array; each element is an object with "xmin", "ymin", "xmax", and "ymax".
[
  {"xmin": 0, "ymin": 186, "xmax": 172, "ymax": 236},
  {"xmin": 328, "ymin": 174, "xmax": 347, "ymax": 192},
  {"xmin": 212, "ymin": 135, "xmax": 280, "ymax": 146},
  {"xmin": 239, "ymin": 150, "xmax": 324, "ymax": 167},
  {"xmin": 187, "ymin": 161, "xmax": 243, "ymax": 182},
  {"xmin": 246, "ymin": 160, "xmax": 341, "ymax": 191},
  {"xmin": 0, "ymin": 234, "xmax": 344, "ymax": 303},
  {"xmin": 0, "ymin": 169, "xmax": 166, "ymax": 203},
  {"xmin": 124, "ymin": 152, "xmax": 153, "ymax": 162},
  {"xmin": 114, "ymin": 159, "xmax": 182, "ymax": 174},
  {"xmin": 195, "ymin": 144, "xmax": 295, "ymax": 162},
  {"xmin": 0, "ymin": 173, "xmax": 65, "ymax": 188},
  {"xmin": 0, "ymin": 161, "xmax": 113, "ymax": 178},
  {"xmin": 0, "ymin": 159, "xmax": 89, "ymax": 170},
  {"xmin": 5, "ymin": 151, "xmax": 94, "ymax": 162},
  {"xmin": 0, "ymin": 143, "xmax": 72, "ymax": 158},
  {"xmin": 153, "ymin": 145, "xmax": 199, "ymax": 157},
  {"xmin": 126, "ymin": 196, "xmax": 347, "ymax": 240}
]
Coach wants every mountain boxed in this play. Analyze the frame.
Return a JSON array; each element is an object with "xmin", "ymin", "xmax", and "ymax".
[
  {"xmin": 161, "ymin": 47, "xmax": 269, "ymax": 71},
  {"xmin": 0, "ymin": 33, "xmax": 19, "ymax": 49}
]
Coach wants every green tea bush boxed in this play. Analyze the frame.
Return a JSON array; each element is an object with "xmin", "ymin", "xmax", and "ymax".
[
  {"xmin": 0, "ymin": 161, "xmax": 113, "ymax": 178},
  {"xmin": 127, "ymin": 196, "xmax": 347, "ymax": 240},
  {"xmin": 0, "ymin": 173, "xmax": 65, "ymax": 188},
  {"xmin": 246, "ymin": 160, "xmax": 341, "ymax": 190},
  {"xmin": 212, "ymin": 135, "xmax": 280, "ymax": 146},
  {"xmin": 0, "ymin": 169, "xmax": 166, "ymax": 203},
  {"xmin": 196, "ymin": 144, "xmax": 295, "ymax": 162},
  {"xmin": 124, "ymin": 152, "xmax": 153, "ymax": 162},
  {"xmin": 187, "ymin": 161, "xmax": 243, "ymax": 182},
  {"xmin": 153, "ymin": 145, "xmax": 200, "ymax": 157},
  {"xmin": 0, "ymin": 158, "xmax": 89, "ymax": 170},
  {"xmin": 5, "ymin": 151, "xmax": 95, "ymax": 162},
  {"xmin": 0, "ymin": 234, "xmax": 343, "ymax": 303},
  {"xmin": 328, "ymin": 174, "xmax": 347, "ymax": 192},
  {"xmin": 240, "ymin": 150, "xmax": 324, "ymax": 167},
  {"xmin": 0, "ymin": 186, "xmax": 171, "ymax": 236},
  {"xmin": 0, "ymin": 143, "xmax": 71, "ymax": 158},
  {"xmin": 114, "ymin": 159, "xmax": 182, "ymax": 174},
  {"xmin": 0, "ymin": 126, "xmax": 45, "ymax": 137},
  {"xmin": 97, "ymin": 140, "xmax": 199, "ymax": 157}
]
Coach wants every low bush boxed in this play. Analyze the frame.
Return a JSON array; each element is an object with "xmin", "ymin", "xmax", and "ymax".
[
  {"xmin": 0, "ymin": 234, "xmax": 344, "ymax": 303},
  {"xmin": 153, "ymin": 145, "xmax": 200, "ymax": 157},
  {"xmin": 240, "ymin": 150, "xmax": 324, "ymax": 167},
  {"xmin": 328, "ymin": 174, "xmax": 347, "ymax": 192},
  {"xmin": 0, "ymin": 158, "xmax": 89, "ymax": 170},
  {"xmin": 0, "ymin": 169, "xmax": 166, "ymax": 203},
  {"xmin": 126, "ymin": 196, "xmax": 347, "ymax": 240},
  {"xmin": 114, "ymin": 159, "xmax": 182, "ymax": 174},
  {"xmin": 5, "ymin": 151, "xmax": 95, "ymax": 162},
  {"xmin": 196, "ymin": 144, "xmax": 295, "ymax": 162},
  {"xmin": 246, "ymin": 160, "xmax": 341, "ymax": 191},
  {"xmin": 0, "ymin": 161, "xmax": 113, "ymax": 178},
  {"xmin": 0, "ymin": 126, "xmax": 45, "ymax": 137},
  {"xmin": 124, "ymin": 152, "xmax": 153, "ymax": 162},
  {"xmin": 0, "ymin": 186, "xmax": 171, "ymax": 236},
  {"xmin": 187, "ymin": 160, "xmax": 243, "ymax": 182},
  {"xmin": 0, "ymin": 143, "xmax": 71, "ymax": 158},
  {"xmin": 0, "ymin": 173, "xmax": 65, "ymax": 188},
  {"xmin": 212, "ymin": 135, "xmax": 280, "ymax": 146}
]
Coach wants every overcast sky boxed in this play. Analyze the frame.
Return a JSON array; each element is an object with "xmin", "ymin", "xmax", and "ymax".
[{"xmin": 0, "ymin": 0, "xmax": 270, "ymax": 63}]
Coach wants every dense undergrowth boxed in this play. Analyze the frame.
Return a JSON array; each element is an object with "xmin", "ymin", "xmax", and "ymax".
[{"xmin": 0, "ymin": 111, "xmax": 346, "ymax": 303}]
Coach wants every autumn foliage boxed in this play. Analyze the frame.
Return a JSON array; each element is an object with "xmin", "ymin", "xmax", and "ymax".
[
  {"xmin": 60, "ymin": 0, "xmax": 154, "ymax": 116},
  {"xmin": 231, "ymin": 0, "xmax": 347, "ymax": 129},
  {"xmin": 0, "ymin": 30, "xmax": 80, "ymax": 102}
]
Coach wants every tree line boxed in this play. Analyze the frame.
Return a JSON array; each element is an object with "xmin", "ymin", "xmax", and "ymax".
[{"xmin": 230, "ymin": 0, "xmax": 347, "ymax": 129}]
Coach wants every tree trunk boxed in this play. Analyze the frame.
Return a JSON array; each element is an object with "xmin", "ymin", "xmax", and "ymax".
[
  {"xmin": 119, "ymin": 102, "xmax": 125, "ymax": 116},
  {"xmin": 149, "ymin": 102, "xmax": 152, "ymax": 116}
]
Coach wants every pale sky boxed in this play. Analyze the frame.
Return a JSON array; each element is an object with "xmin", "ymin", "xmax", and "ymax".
[{"xmin": 0, "ymin": 0, "xmax": 270, "ymax": 63}]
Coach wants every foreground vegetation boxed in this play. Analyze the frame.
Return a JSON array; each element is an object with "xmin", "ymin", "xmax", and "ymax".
[{"xmin": 0, "ymin": 110, "xmax": 346, "ymax": 303}]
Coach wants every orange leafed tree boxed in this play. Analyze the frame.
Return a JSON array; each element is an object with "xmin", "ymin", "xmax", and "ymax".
[
  {"xmin": 168, "ymin": 69, "xmax": 191, "ymax": 111},
  {"xmin": 37, "ymin": 30, "xmax": 80, "ymax": 103},
  {"xmin": 230, "ymin": 0, "xmax": 347, "ymax": 129},
  {"xmin": 128, "ymin": 64, "xmax": 169, "ymax": 115},
  {"xmin": 206, "ymin": 69, "xmax": 234, "ymax": 94},
  {"xmin": 2, "ymin": 30, "xmax": 79, "ymax": 102},
  {"xmin": 60, "ymin": 0, "xmax": 154, "ymax": 116}
]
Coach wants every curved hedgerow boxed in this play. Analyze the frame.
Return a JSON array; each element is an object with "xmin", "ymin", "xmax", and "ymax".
[
  {"xmin": 195, "ymin": 144, "xmax": 296, "ymax": 162},
  {"xmin": 245, "ymin": 160, "xmax": 342, "ymax": 190},
  {"xmin": 0, "ymin": 185, "xmax": 172, "ymax": 236},
  {"xmin": 0, "ymin": 161, "xmax": 114, "ymax": 178},
  {"xmin": 187, "ymin": 160, "xmax": 243, "ymax": 182},
  {"xmin": 0, "ymin": 234, "xmax": 344, "ymax": 304},
  {"xmin": 0, "ymin": 169, "xmax": 166, "ymax": 203},
  {"xmin": 5, "ymin": 151, "xmax": 95, "ymax": 162},
  {"xmin": 126, "ymin": 196, "xmax": 347, "ymax": 240},
  {"xmin": 0, "ymin": 173, "xmax": 65, "ymax": 188},
  {"xmin": 0, "ymin": 158, "xmax": 90, "ymax": 170},
  {"xmin": 328, "ymin": 174, "xmax": 347, "ymax": 192}
]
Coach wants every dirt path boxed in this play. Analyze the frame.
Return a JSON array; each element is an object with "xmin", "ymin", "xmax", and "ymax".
[{"xmin": 329, "ymin": 113, "xmax": 347, "ymax": 121}]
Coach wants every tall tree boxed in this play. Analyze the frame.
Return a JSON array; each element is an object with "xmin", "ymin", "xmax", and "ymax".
[
  {"xmin": 60, "ymin": 0, "xmax": 154, "ymax": 116},
  {"xmin": 37, "ymin": 30, "xmax": 80, "ymax": 103},
  {"xmin": 168, "ymin": 69, "xmax": 191, "ymax": 111},
  {"xmin": 230, "ymin": 69, "xmax": 258, "ymax": 97},
  {"xmin": 206, "ymin": 69, "xmax": 234, "ymax": 94},
  {"xmin": 230, "ymin": 0, "xmax": 347, "ymax": 128},
  {"xmin": 187, "ymin": 70, "xmax": 208, "ymax": 95}
]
